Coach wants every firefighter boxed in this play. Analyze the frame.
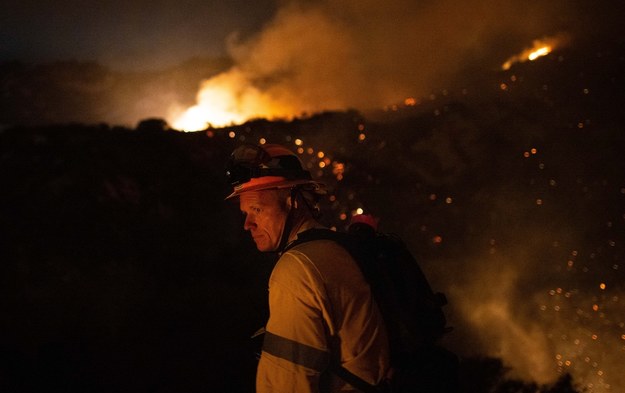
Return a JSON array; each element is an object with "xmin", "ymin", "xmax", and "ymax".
[{"xmin": 226, "ymin": 143, "xmax": 390, "ymax": 393}]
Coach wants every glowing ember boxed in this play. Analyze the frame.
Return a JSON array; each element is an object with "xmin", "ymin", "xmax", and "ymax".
[{"xmin": 502, "ymin": 38, "xmax": 558, "ymax": 70}]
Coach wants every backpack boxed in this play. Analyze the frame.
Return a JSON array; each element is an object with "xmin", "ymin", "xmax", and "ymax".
[{"xmin": 284, "ymin": 224, "xmax": 459, "ymax": 393}]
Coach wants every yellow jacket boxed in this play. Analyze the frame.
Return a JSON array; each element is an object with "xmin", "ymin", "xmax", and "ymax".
[{"xmin": 257, "ymin": 237, "xmax": 390, "ymax": 393}]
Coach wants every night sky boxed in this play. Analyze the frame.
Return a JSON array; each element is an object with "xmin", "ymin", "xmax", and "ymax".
[{"xmin": 1, "ymin": 0, "xmax": 276, "ymax": 70}]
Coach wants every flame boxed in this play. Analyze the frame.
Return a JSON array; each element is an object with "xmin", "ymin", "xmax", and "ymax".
[
  {"xmin": 502, "ymin": 38, "xmax": 557, "ymax": 70},
  {"xmin": 170, "ymin": 69, "xmax": 295, "ymax": 132},
  {"xmin": 528, "ymin": 46, "xmax": 551, "ymax": 61}
]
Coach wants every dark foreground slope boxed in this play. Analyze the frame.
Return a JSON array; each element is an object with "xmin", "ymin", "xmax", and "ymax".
[{"xmin": 1, "ymin": 125, "xmax": 274, "ymax": 392}]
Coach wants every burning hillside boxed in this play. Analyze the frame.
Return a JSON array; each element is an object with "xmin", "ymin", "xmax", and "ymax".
[
  {"xmin": 169, "ymin": 35, "xmax": 570, "ymax": 131},
  {"xmin": 161, "ymin": 0, "xmax": 580, "ymax": 131}
]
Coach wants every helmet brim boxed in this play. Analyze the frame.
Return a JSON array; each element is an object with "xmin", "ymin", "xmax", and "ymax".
[{"xmin": 225, "ymin": 178, "xmax": 326, "ymax": 200}]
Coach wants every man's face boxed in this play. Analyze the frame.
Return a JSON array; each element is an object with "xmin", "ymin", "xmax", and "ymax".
[{"xmin": 239, "ymin": 190, "xmax": 289, "ymax": 252}]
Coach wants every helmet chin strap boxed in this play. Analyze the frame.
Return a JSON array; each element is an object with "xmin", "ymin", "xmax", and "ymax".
[{"xmin": 276, "ymin": 187, "xmax": 299, "ymax": 254}]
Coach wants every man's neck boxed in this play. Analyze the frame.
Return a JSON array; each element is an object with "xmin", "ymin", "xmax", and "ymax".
[{"xmin": 288, "ymin": 216, "xmax": 323, "ymax": 244}]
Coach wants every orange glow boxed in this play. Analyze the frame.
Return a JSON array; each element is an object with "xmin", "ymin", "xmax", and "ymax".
[{"xmin": 169, "ymin": 69, "xmax": 295, "ymax": 131}]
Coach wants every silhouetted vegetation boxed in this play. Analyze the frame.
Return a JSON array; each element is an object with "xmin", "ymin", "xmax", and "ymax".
[{"xmin": 459, "ymin": 357, "xmax": 584, "ymax": 393}]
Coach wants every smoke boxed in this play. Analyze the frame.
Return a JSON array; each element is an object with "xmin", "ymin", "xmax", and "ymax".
[
  {"xmin": 447, "ymin": 243, "xmax": 557, "ymax": 384},
  {"xmin": 170, "ymin": 0, "xmax": 575, "ymax": 127},
  {"xmin": 432, "ymin": 202, "xmax": 625, "ymax": 392},
  {"xmin": 428, "ymin": 183, "xmax": 625, "ymax": 391}
]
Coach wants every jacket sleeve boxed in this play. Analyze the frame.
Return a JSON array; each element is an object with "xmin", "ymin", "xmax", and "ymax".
[{"xmin": 256, "ymin": 251, "xmax": 332, "ymax": 393}]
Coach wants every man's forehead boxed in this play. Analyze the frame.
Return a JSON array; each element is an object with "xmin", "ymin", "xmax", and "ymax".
[{"xmin": 239, "ymin": 190, "xmax": 279, "ymax": 206}]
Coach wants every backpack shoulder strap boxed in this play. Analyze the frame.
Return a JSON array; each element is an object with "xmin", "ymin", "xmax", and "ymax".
[{"xmin": 283, "ymin": 228, "xmax": 346, "ymax": 253}]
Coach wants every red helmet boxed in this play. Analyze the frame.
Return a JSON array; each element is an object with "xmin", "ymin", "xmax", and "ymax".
[
  {"xmin": 349, "ymin": 214, "xmax": 379, "ymax": 231},
  {"xmin": 225, "ymin": 143, "xmax": 326, "ymax": 200}
]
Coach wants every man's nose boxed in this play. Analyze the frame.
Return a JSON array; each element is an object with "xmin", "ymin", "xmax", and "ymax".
[{"xmin": 243, "ymin": 215, "xmax": 256, "ymax": 231}]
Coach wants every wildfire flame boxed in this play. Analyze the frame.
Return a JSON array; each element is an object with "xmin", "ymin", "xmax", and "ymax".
[
  {"xmin": 502, "ymin": 38, "xmax": 557, "ymax": 71},
  {"xmin": 170, "ymin": 69, "xmax": 295, "ymax": 132}
]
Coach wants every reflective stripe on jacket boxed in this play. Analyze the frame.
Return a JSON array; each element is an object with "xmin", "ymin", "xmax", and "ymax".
[{"xmin": 257, "ymin": 238, "xmax": 390, "ymax": 393}]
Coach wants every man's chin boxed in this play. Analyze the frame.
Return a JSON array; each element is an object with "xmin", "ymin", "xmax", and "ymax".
[
  {"xmin": 256, "ymin": 244, "xmax": 277, "ymax": 252},
  {"xmin": 253, "ymin": 238, "xmax": 275, "ymax": 252}
]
